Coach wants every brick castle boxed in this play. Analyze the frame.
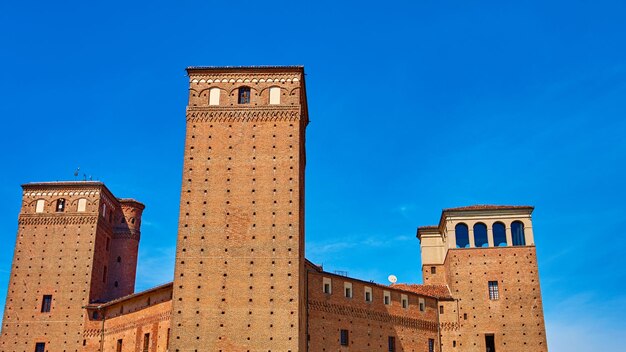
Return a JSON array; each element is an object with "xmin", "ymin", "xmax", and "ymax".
[{"xmin": 0, "ymin": 66, "xmax": 547, "ymax": 352}]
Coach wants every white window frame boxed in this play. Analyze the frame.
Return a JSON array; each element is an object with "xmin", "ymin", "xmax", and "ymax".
[
  {"xmin": 364, "ymin": 286, "xmax": 373, "ymax": 302},
  {"xmin": 35, "ymin": 199, "xmax": 45, "ymax": 213},
  {"xmin": 383, "ymin": 290, "xmax": 391, "ymax": 305},
  {"xmin": 401, "ymin": 294, "xmax": 408, "ymax": 309},
  {"xmin": 77, "ymin": 198, "xmax": 87, "ymax": 212},
  {"xmin": 344, "ymin": 282, "xmax": 353, "ymax": 298},
  {"xmin": 269, "ymin": 86, "xmax": 281, "ymax": 105},
  {"xmin": 323, "ymin": 277, "xmax": 332, "ymax": 294},
  {"xmin": 209, "ymin": 87, "xmax": 220, "ymax": 106}
]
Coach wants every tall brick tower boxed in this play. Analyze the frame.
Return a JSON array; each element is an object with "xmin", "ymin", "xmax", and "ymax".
[
  {"xmin": 170, "ymin": 66, "xmax": 308, "ymax": 352},
  {"xmin": 0, "ymin": 182, "xmax": 144, "ymax": 352},
  {"xmin": 418, "ymin": 206, "xmax": 547, "ymax": 352}
]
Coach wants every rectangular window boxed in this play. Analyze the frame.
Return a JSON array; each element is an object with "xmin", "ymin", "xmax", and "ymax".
[
  {"xmin": 383, "ymin": 290, "xmax": 391, "ymax": 305},
  {"xmin": 364, "ymin": 286, "xmax": 372, "ymax": 302},
  {"xmin": 485, "ymin": 334, "xmax": 496, "ymax": 352},
  {"xmin": 488, "ymin": 281, "xmax": 499, "ymax": 300},
  {"xmin": 269, "ymin": 86, "xmax": 281, "ymax": 104},
  {"xmin": 143, "ymin": 333, "xmax": 150, "ymax": 352},
  {"xmin": 344, "ymin": 282, "xmax": 352, "ymax": 298},
  {"xmin": 419, "ymin": 297, "xmax": 425, "ymax": 312},
  {"xmin": 41, "ymin": 295, "xmax": 52, "ymax": 313},
  {"xmin": 388, "ymin": 336, "xmax": 396, "ymax": 352},
  {"xmin": 428, "ymin": 338, "xmax": 435, "ymax": 352},
  {"xmin": 35, "ymin": 199, "xmax": 45, "ymax": 213},
  {"xmin": 323, "ymin": 277, "xmax": 332, "ymax": 294},
  {"xmin": 77, "ymin": 198, "xmax": 87, "ymax": 212},
  {"xmin": 340, "ymin": 329, "xmax": 349, "ymax": 346},
  {"xmin": 35, "ymin": 342, "xmax": 45, "ymax": 352},
  {"xmin": 103, "ymin": 266, "xmax": 107, "ymax": 283},
  {"xmin": 430, "ymin": 266, "xmax": 436, "ymax": 274},
  {"xmin": 116, "ymin": 339, "xmax": 123, "ymax": 352},
  {"xmin": 464, "ymin": 313, "xmax": 468, "ymax": 320},
  {"xmin": 56, "ymin": 198, "xmax": 65, "ymax": 212},
  {"xmin": 238, "ymin": 87, "xmax": 251, "ymax": 104},
  {"xmin": 401, "ymin": 294, "xmax": 408, "ymax": 309},
  {"xmin": 439, "ymin": 305, "xmax": 444, "ymax": 314}
]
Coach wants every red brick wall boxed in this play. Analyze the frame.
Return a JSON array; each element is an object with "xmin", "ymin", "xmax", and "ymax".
[
  {"xmin": 307, "ymin": 270, "xmax": 440, "ymax": 352},
  {"xmin": 441, "ymin": 246, "xmax": 547, "ymax": 351}
]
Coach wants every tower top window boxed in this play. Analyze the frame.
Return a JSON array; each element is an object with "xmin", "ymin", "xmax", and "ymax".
[
  {"xmin": 56, "ymin": 198, "xmax": 66, "ymax": 212},
  {"xmin": 238, "ymin": 87, "xmax": 251, "ymax": 104}
]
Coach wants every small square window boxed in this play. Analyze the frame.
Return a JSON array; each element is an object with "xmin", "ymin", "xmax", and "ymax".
[
  {"xmin": 439, "ymin": 305, "xmax": 444, "ymax": 314},
  {"xmin": 340, "ymin": 329, "xmax": 349, "ymax": 346},
  {"xmin": 383, "ymin": 290, "xmax": 391, "ymax": 305},
  {"xmin": 430, "ymin": 266, "xmax": 436, "ymax": 274},
  {"xmin": 35, "ymin": 343, "xmax": 45, "ymax": 352},
  {"xmin": 488, "ymin": 281, "xmax": 499, "ymax": 300}
]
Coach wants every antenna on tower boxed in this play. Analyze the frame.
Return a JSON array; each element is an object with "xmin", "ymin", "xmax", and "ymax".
[
  {"xmin": 74, "ymin": 167, "xmax": 80, "ymax": 180},
  {"xmin": 388, "ymin": 275, "xmax": 398, "ymax": 284}
]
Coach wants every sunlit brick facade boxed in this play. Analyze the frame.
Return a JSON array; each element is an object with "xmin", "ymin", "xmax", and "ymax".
[{"xmin": 0, "ymin": 66, "xmax": 547, "ymax": 352}]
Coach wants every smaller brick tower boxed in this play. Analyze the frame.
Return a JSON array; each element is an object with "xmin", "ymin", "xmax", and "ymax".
[
  {"xmin": 0, "ymin": 182, "xmax": 143, "ymax": 352},
  {"xmin": 418, "ymin": 205, "xmax": 547, "ymax": 352}
]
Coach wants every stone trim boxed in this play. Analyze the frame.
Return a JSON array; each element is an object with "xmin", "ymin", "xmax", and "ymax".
[{"xmin": 18, "ymin": 214, "xmax": 98, "ymax": 226}]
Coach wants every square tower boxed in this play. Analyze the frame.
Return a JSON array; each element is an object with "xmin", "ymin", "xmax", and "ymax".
[
  {"xmin": 170, "ymin": 66, "xmax": 308, "ymax": 351},
  {"xmin": 0, "ymin": 182, "xmax": 144, "ymax": 352}
]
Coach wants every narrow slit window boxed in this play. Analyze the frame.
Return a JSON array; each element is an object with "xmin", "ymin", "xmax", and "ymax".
[
  {"xmin": 364, "ymin": 287, "xmax": 372, "ymax": 302},
  {"xmin": 401, "ymin": 294, "xmax": 408, "ymax": 309},
  {"xmin": 340, "ymin": 329, "xmax": 349, "ymax": 346},
  {"xmin": 143, "ymin": 333, "xmax": 150, "ymax": 352},
  {"xmin": 419, "ymin": 298, "xmax": 425, "ymax": 312},
  {"xmin": 429, "ymin": 338, "xmax": 435, "ymax": 352},
  {"xmin": 41, "ymin": 295, "xmax": 52, "ymax": 313},
  {"xmin": 388, "ymin": 336, "xmax": 396, "ymax": 352},
  {"xmin": 383, "ymin": 290, "xmax": 391, "ymax": 305},
  {"xmin": 116, "ymin": 339, "xmax": 123, "ymax": 352},
  {"xmin": 344, "ymin": 282, "xmax": 352, "ymax": 298},
  {"xmin": 323, "ymin": 277, "xmax": 332, "ymax": 294}
]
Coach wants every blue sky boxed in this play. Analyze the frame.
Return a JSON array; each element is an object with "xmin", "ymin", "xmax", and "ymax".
[{"xmin": 1, "ymin": 1, "xmax": 625, "ymax": 350}]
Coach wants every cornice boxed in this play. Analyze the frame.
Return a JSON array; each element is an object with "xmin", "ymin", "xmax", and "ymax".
[
  {"xmin": 18, "ymin": 214, "xmax": 98, "ymax": 226},
  {"xmin": 189, "ymin": 74, "xmax": 301, "ymax": 84},
  {"xmin": 186, "ymin": 106, "xmax": 302, "ymax": 122}
]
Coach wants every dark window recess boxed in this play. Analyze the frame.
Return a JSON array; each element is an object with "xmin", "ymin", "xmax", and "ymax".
[
  {"xmin": 116, "ymin": 339, "xmax": 123, "ymax": 352},
  {"xmin": 323, "ymin": 283, "xmax": 331, "ymax": 294},
  {"xmin": 430, "ymin": 266, "xmax": 436, "ymax": 274},
  {"xmin": 41, "ymin": 295, "xmax": 52, "ymax": 313},
  {"xmin": 388, "ymin": 336, "xmax": 396, "ymax": 352},
  {"xmin": 106, "ymin": 237, "xmax": 110, "ymax": 251},
  {"xmin": 419, "ymin": 301, "xmax": 425, "ymax": 312},
  {"xmin": 429, "ymin": 338, "xmax": 435, "ymax": 352},
  {"xmin": 56, "ymin": 198, "xmax": 66, "ymax": 212},
  {"xmin": 485, "ymin": 334, "xmax": 496, "ymax": 352},
  {"xmin": 493, "ymin": 222, "xmax": 507, "ymax": 246},
  {"xmin": 464, "ymin": 313, "xmax": 468, "ymax": 320},
  {"xmin": 455, "ymin": 223, "xmax": 470, "ymax": 248},
  {"xmin": 512, "ymin": 221, "xmax": 526, "ymax": 246},
  {"xmin": 340, "ymin": 329, "xmax": 349, "ymax": 346},
  {"xmin": 143, "ymin": 333, "xmax": 150, "ymax": 352},
  {"xmin": 474, "ymin": 222, "xmax": 489, "ymax": 247},
  {"xmin": 488, "ymin": 281, "xmax": 499, "ymax": 300},
  {"xmin": 35, "ymin": 343, "xmax": 45, "ymax": 352},
  {"xmin": 439, "ymin": 305, "xmax": 444, "ymax": 314},
  {"xmin": 238, "ymin": 87, "xmax": 251, "ymax": 104},
  {"xmin": 103, "ymin": 266, "xmax": 107, "ymax": 283}
]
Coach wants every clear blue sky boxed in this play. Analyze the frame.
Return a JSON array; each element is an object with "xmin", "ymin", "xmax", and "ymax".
[{"xmin": 1, "ymin": 1, "xmax": 625, "ymax": 350}]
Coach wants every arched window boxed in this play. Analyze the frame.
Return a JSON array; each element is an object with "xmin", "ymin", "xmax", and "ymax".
[
  {"xmin": 209, "ymin": 87, "xmax": 220, "ymax": 106},
  {"xmin": 269, "ymin": 86, "xmax": 281, "ymax": 105},
  {"xmin": 455, "ymin": 223, "xmax": 470, "ymax": 248},
  {"xmin": 238, "ymin": 87, "xmax": 251, "ymax": 104},
  {"xmin": 511, "ymin": 221, "xmax": 526, "ymax": 246},
  {"xmin": 474, "ymin": 223, "xmax": 488, "ymax": 247},
  {"xmin": 493, "ymin": 222, "xmax": 507, "ymax": 246}
]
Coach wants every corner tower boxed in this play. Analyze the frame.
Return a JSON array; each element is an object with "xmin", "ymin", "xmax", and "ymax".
[
  {"xmin": 0, "ymin": 182, "xmax": 143, "ymax": 352},
  {"xmin": 418, "ymin": 205, "xmax": 547, "ymax": 352},
  {"xmin": 170, "ymin": 66, "xmax": 308, "ymax": 351}
]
